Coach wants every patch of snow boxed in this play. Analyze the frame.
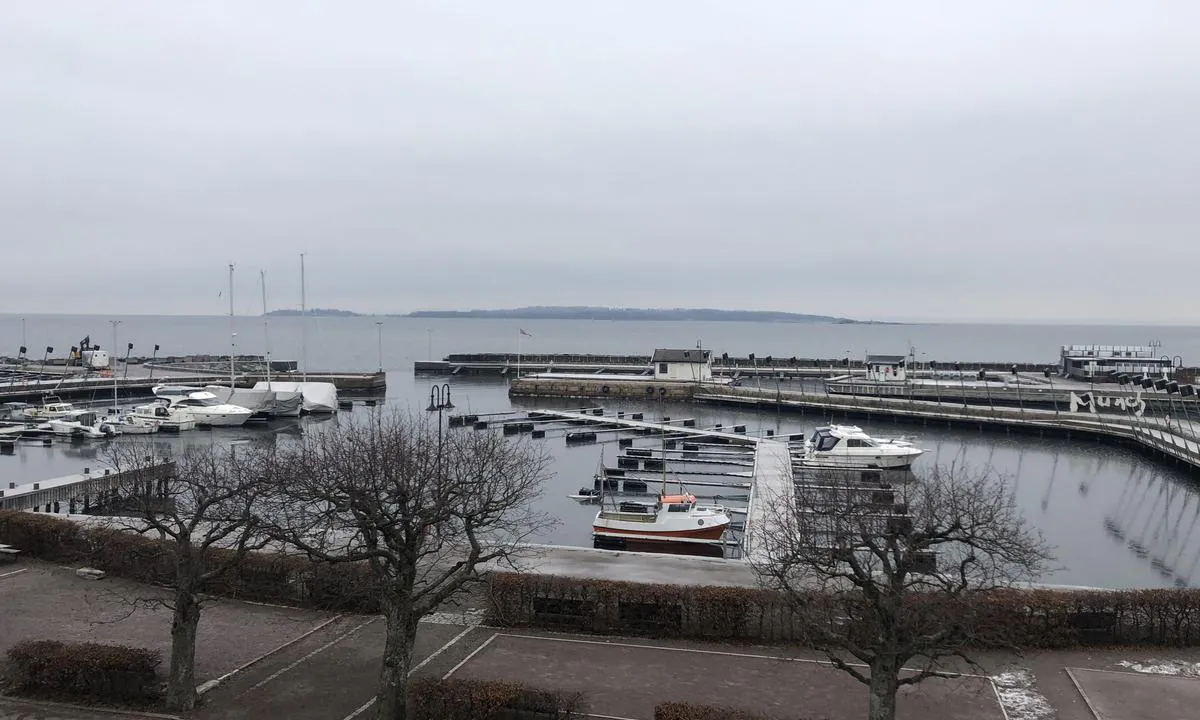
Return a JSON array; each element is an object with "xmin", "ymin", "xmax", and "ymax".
[
  {"xmin": 421, "ymin": 608, "xmax": 486, "ymax": 626},
  {"xmin": 992, "ymin": 669, "xmax": 1056, "ymax": 720},
  {"xmin": 1116, "ymin": 659, "xmax": 1200, "ymax": 677}
]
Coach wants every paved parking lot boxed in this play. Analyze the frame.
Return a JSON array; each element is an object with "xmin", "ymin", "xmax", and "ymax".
[
  {"xmin": 446, "ymin": 633, "xmax": 1003, "ymax": 720},
  {"xmin": 7, "ymin": 562, "xmax": 1200, "ymax": 720}
]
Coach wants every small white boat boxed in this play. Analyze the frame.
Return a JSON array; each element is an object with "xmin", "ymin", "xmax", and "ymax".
[
  {"xmin": 47, "ymin": 411, "xmax": 120, "ymax": 439},
  {"xmin": 104, "ymin": 413, "xmax": 160, "ymax": 435},
  {"xmin": 804, "ymin": 425, "xmax": 925, "ymax": 469},
  {"xmin": 23, "ymin": 395, "xmax": 79, "ymax": 422},
  {"xmin": 130, "ymin": 402, "xmax": 196, "ymax": 432},
  {"xmin": 593, "ymin": 491, "xmax": 730, "ymax": 540}
]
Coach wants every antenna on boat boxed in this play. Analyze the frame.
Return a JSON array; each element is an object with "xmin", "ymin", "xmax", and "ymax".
[
  {"xmin": 229, "ymin": 263, "xmax": 236, "ymax": 389},
  {"xmin": 261, "ymin": 270, "xmax": 272, "ymax": 385},
  {"xmin": 300, "ymin": 253, "xmax": 308, "ymax": 382}
]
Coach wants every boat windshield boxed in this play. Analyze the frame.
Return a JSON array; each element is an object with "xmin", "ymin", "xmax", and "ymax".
[{"xmin": 813, "ymin": 430, "xmax": 840, "ymax": 452}]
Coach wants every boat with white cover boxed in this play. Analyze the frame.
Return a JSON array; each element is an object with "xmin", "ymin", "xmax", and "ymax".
[
  {"xmin": 252, "ymin": 381, "xmax": 337, "ymax": 414},
  {"xmin": 204, "ymin": 386, "xmax": 275, "ymax": 421},
  {"xmin": 804, "ymin": 425, "xmax": 925, "ymax": 469}
]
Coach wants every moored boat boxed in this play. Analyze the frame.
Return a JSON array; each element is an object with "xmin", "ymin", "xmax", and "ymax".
[
  {"xmin": 804, "ymin": 425, "xmax": 924, "ymax": 469},
  {"xmin": 130, "ymin": 402, "xmax": 196, "ymax": 432},
  {"xmin": 592, "ymin": 491, "xmax": 730, "ymax": 540}
]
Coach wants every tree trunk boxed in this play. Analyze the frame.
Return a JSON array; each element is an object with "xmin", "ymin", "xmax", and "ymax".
[
  {"xmin": 375, "ymin": 596, "xmax": 419, "ymax": 720},
  {"xmin": 868, "ymin": 656, "xmax": 900, "ymax": 720},
  {"xmin": 166, "ymin": 588, "xmax": 202, "ymax": 711}
]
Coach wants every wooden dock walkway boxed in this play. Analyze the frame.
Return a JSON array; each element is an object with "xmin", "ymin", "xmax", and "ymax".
[
  {"xmin": 0, "ymin": 463, "xmax": 173, "ymax": 512},
  {"xmin": 743, "ymin": 440, "xmax": 793, "ymax": 565}
]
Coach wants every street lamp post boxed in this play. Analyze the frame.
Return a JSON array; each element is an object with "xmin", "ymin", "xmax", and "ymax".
[{"xmin": 427, "ymin": 383, "xmax": 455, "ymax": 479}]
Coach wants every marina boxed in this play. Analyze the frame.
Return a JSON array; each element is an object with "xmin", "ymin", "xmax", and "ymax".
[{"xmin": 8, "ymin": 313, "xmax": 1200, "ymax": 590}]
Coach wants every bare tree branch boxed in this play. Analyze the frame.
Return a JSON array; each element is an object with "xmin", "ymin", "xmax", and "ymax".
[
  {"xmin": 257, "ymin": 409, "xmax": 556, "ymax": 720},
  {"xmin": 754, "ymin": 462, "xmax": 1054, "ymax": 720}
]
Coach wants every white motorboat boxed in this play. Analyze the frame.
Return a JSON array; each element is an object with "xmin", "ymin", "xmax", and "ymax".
[
  {"xmin": 252, "ymin": 381, "xmax": 337, "ymax": 414},
  {"xmin": 23, "ymin": 395, "xmax": 79, "ymax": 422},
  {"xmin": 804, "ymin": 425, "xmax": 925, "ymax": 469},
  {"xmin": 47, "ymin": 411, "xmax": 120, "ymax": 440},
  {"xmin": 130, "ymin": 402, "xmax": 196, "ymax": 432},
  {"xmin": 164, "ymin": 391, "xmax": 253, "ymax": 427},
  {"xmin": 593, "ymin": 491, "xmax": 730, "ymax": 540},
  {"xmin": 103, "ymin": 412, "xmax": 160, "ymax": 435}
]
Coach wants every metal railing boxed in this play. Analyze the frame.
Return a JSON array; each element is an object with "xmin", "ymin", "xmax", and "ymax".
[{"xmin": 698, "ymin": 385, "xmax": 1200, "ymax": 471}]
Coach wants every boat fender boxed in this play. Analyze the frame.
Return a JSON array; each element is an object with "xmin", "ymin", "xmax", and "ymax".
[
  {"xmin": 646, "ymin": 386, "xmax": 655, "ymax": 395},
  {"xmin": 100, "ymin": 423, "xmax": 113, "ymax": 435},
  {"xmin": 601, "ymin": 385, "xmax": 610, "ymax": 394},
  {"xmin": 659, "ymin": 387, "xmax": 668, "ymax": 396}
]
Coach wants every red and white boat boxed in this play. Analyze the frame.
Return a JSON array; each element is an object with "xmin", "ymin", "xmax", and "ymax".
[{"xmin": 592, "ymin": 492, "xmax": 730, "ymax": 540}]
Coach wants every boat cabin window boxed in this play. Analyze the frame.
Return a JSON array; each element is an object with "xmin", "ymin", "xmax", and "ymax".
[
  {"xmin": 813, "ymin": 431, "xmax": 840, "ymax": 452},
  {"xmin": 846, "ymin": 438, "xmax": 875, "ymax": 448},
  {"xmin": 666, "ymin": 503, "xmax": 693, "ymax": 512}
]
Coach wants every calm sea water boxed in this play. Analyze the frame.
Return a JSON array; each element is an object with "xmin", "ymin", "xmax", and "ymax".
[{"xmin": 4, "ymin": 314, "xmax": 1200, "ymax": 590}]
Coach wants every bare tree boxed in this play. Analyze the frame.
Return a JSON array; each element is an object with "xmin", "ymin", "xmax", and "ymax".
[
  {"xmin": 754, "ymin": 464, "xmax": 1054, "ymax": 720},
  {"xmin": 104, "ymin": 441, "xmax": 268, "ymax": 711},
  {"xmin": 259, "ymin": 410, "xmax": 555, "ymax": 720}
]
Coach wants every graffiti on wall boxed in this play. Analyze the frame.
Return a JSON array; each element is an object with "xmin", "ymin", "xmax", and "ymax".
[{"xmin": 1069, "ymin": 390, "xmax": 1147, "ymax": 418}]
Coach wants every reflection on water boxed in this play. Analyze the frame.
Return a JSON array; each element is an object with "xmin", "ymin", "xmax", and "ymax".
[{"xmin": 6, "ymin": 373, "xmax": 1200, "ymax": 590}]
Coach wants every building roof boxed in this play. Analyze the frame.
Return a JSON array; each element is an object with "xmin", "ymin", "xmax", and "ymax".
[
  {"xmin": 651, "ymin": 348, "xmax": 710, "ymax": 364},
  {"xmin": 866, "ymin": 354, "xmax": 907, "ymax": 364}
]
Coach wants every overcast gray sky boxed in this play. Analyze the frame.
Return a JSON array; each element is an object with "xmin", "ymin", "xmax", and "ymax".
[{"xmin": 2, "ymin": 1, "xmax": 1197, "ymax": 322}]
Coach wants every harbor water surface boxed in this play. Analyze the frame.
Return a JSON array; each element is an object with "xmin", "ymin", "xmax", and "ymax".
[{"xmin": 4, "ymin": 314, "xmax": 1200, "ymax": 591}]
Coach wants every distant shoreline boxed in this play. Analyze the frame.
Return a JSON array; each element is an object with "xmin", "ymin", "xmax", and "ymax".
[{"xmin": 262, "ymin": 307, "xmax": 896, "ymax": 323}]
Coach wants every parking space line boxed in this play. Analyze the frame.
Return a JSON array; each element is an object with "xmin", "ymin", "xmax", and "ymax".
[
  {"xmin": 492, "ymin": 633, "xmax": 989, "ymax": 678},
  {"xmin": 442, "ymin": 632, "xmax": 499, "ymax": 680},
  {"xmin": 244, "ymin": 616, "xmax": 379, "ymax": 694},
  {"xmin": 339, "ymin": 623, "xmax": 481, "ymax": 720},
  {"xmin": 0, "ymin": 568, "xmax": 28, "ymax": 580}
]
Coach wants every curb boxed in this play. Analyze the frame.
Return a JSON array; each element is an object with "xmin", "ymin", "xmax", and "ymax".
[
  {"xmin": 195, "ymin": 613, "xmax": 344, "ymax": 696},
  {"xmin": 0, "ymin": 695, "xmax": 184, "ymax": 719}
]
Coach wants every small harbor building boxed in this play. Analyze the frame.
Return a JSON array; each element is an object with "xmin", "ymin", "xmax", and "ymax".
[
  {"xmin": 865, "ymin": 354, "xmax": 908, "ymax": 382},
  {"xmin": 652, "ymin": 349, "xmax": 712, "ymax": 382},
  {"xmin": 1060, "ymin": 345, "xmax": 1173, "ymax": 382}
]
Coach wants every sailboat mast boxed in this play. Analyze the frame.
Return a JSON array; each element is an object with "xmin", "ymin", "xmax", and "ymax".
[
  {"xmin": 229, "ymin": 263, "xmax": 236, "ymax": 389},
  {"xmin": 261, "ymin": 270, "xmax": 272, "ymax": 385},
  {"xmin": 300, "ymin": 253, "xmax": 308, "ymax": 382}
]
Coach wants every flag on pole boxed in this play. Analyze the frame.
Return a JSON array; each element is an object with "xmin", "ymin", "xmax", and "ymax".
[{"xmin": 519, "ymin": 329, "xmax": 532, "ymax": 337}]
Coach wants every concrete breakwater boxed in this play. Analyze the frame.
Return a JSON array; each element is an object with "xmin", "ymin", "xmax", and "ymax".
[
  {"xmin": 508, "ymin": 377, "xmax": 1200, "ymax": 473},
  {"xmin": 419, "ymin": 353, "xmax": 1076, "ymax": 378}
]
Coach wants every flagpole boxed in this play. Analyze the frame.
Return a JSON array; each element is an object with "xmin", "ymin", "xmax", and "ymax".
[{"xmin": 517, "ymin": 329, "xmax": 522, "ymax": 380}]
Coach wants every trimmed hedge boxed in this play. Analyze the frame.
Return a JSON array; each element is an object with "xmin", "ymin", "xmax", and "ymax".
[
  {"xmin": 487, "ymin": 572, "xmax": 1200, "ymax": 648},
  {"xmin": 409, "ymin": 677, "xmax": 589, "ymax": 719},
  {"xmin": 654, "ymin": 702, "xmax": 782, "ymax": 720},
  {"xmin": 0, "ymin": 510, "xmax": 381, "ymax": 613},
  {"xmin": 7, "ymin": 640, "xmax": 160, "ymax": 703}
]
